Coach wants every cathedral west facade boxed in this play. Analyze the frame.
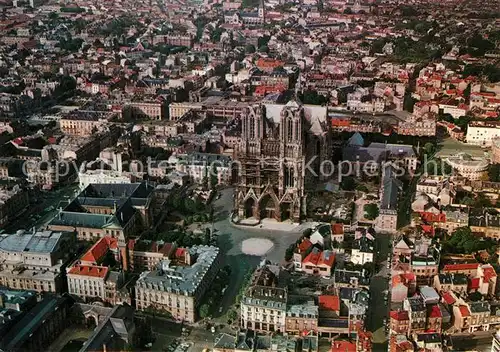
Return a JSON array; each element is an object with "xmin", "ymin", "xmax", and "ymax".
[{"xmin": 234, "ymin": 100, "xmax": 330, "ymax": 223}]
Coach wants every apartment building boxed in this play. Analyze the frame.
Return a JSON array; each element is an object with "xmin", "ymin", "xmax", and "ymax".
[
  {"xmin": 469, "ymin": 209, "xmax": 500, "ymax": 240},
  {"xmin": 0, "ymin": 230, "xmax": 76, "ymax": 293},
  {"xmin": 135, "ymin": 245, "xmax": 221, "ymax": 323},
  {"xmin": 48, "ymin": 182, "xmax": 153, "ymax": 242},
  {"xmin": 466, "ymin": 121, "xmax": 500, "ymax": 146},
  {"xmin": 403, "ymin": 296, "xmax": 426, "ymax": 333},
  {"xmin": 60, "ymin": 111, "xmax": 106, "ymax": 137},
  {"xmin": 123, "ymin": 101, "xmax": 167, "ymax": 120},
  {"xmin": 240, "ymin": 264, "xmax": 288, "ymax": 333}
]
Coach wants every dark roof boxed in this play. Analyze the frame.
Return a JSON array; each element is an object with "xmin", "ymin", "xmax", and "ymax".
[
  {"xmin": 80, "ymin": 304, "xmax": 135, "ymax": 352},
  {"xmin": 0, "ymin": 296, "xmax": 74, "ymax": 351},
  {"xmin": 381, "ymin": 166, "xmax": 403, "ymax": 211}
]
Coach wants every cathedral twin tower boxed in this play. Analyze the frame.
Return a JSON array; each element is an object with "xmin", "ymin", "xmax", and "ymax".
[{"xmin": 234, "ymin": 100, "xmax": 330, "ymax": 223}]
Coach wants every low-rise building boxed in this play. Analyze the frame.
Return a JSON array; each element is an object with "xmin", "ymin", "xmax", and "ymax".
[
  {"xmin": 403, "ymin": 296, "xmax": 426, "ymax": 333},
  {"xmin": 301, "ymin": 248, "xmax": 335, "ymax": 277},
  {"xmin": 351, "ymin": 235, "xmax": 374, "ymax": 265},
  {"xmin": 0, "ymin": 185, "xmax": 29, "ymax": 229},
  {"xmin": 469, "ymin": 209, "xmax": 500, "ymax": 240},
  {"xmin": 126, "ymin": 239, "xmax": 177, "ymax": 272}
]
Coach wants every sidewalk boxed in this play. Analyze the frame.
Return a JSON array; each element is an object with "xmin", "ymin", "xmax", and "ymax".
[{"xmin": 232, "ymin": 218, "xmax": 301, "ymax": 232}]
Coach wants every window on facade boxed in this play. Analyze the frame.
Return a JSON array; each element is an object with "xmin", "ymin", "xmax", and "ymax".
[
  {"xmin": 287, "ymin": 118, "xmax": 293, "ymax": 142},
  {"xmin": 249, "ymin": 117, "xmax": 255, "ymax": 139}
]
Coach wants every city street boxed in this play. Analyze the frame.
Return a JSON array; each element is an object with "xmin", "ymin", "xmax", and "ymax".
[{"xmin": 367, "ymin": 232, "xmax": 392, "ymax": 349}]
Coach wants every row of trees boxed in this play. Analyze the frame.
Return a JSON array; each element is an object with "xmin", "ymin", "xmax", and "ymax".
[
  {"xmin": 199, "ymin": 265, "xmax": 232, "ymax": 319},
  {"xmin": 489, "ymin": 164, "xmax": 500, "ymax": 183},
  {"xmin": 442, "ymin": 227, "xmax": 497, "ymax": 255}
]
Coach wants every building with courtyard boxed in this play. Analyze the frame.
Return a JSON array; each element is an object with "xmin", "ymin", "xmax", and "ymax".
[{"xmin": 135, "ymin": 245, "xmax": 221, "ymax": 322}]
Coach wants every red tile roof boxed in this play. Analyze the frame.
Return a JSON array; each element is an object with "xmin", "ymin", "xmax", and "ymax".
[
  {"xmin": 319, "ymin": 295, "xmax": 340, "ymax": 312},
  {"xmin": 420, "ymin": 224, "xmax": 435, "ymax": 235},
  {"xmin": 390, "ymin": 310, "xmax": 409, "ymax": 321},
  {"xmin": 68, "ymin": 265, "xmax": 108, "ymax": 278},
  {"xmin": 459, "ymin": 305, "xmax": 470, "ymax": 317},
  {"xmin": 331, "ymin": 340, "xmax": 356, "ymax": 352},
  {"xmin": 331, "ymin": 223, "xmax": 344, "ymax": 235},
  {"xmin": 442, "ymin": 291, "xmax": 456, "ymax": 305},
  {"xmin": 80, "ymin": 237, "xmax": 117, "ymax": 264},
  {"xmin": 429, "ymin": 305, "xmax": 442, "ymax": 318},
  {"xmin": 443, "ymin": 263, "xmax": 479, "ymax": 272},
  {"xmin": 331, "ymin": 119, "xmax": 350, "ymax": 127},
  {"xmin": 420, "ymin": 212, "xmax": 446, "ymax": 223},
  {"xmin": 297, "ymin": 238, "xmax": 313, "ymax": 253},
  {"xmin": 469, "ymin": 277, "xmax": 480, "ymax": 290},
  {"xmin": 304, "ymin": 250, "xmax": 335, "ymax": 267},
  {"xmin": 175, "ymin": 248, "xmax": 186, "ymax": 258},
  {"xmin": 482, "ymin": 265, "xmax": 497, "ymax": 282}
]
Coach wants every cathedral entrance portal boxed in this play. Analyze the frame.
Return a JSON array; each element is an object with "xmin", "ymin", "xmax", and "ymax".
[
  {"xmin": 280, "ymin": 203, "xmax": 292, "ymax": 221},
  {"xmin": 259, "ymin": 195, "xmax": 277, "ymax": 220},
  {"xmin": 244, "ymin": 198, "xmax": 256, "ymax": 218}
]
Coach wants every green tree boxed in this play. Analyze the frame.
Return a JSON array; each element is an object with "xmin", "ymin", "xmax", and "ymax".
[
  {"xmin": 209, "ymin": 164, "xmax": 218, "ymax": 190},
  {"xmin": 285, "ymin": 244, "xmax": 295, "ymax": 261},
  {"xmin": 364, "ymin": 204, "xmax": 379, "ymax": 220},
  {"xmin": 245, "ymin": 44, "xmax": 256, "ymax": 54},
  {"xmin": 227, "ymin": 310, "xmax": 237, "ymax": 321},
  {"xmin": 462, "ymin": 196, "xmax": 475, "ymax": 206},
  {"xmin": 423, "ymin": 142, "xmax": 435, "ymax": 156},
  {"xmin": 489, "ymin": 164, "xmax": 500, "ymax": 182},
  {"xmin": 356, "ymin": 184, "xmax": 369, "ymax": 193},
  {"xmin": 199, "ymin": 304, "xmax": 210, "ymax": 318},
  {"xmin": 445, "ymin": 227, "xmax": 480, "ymax": 254},
  {"xmin": 258, "ymin": 35, "xmax": 271, "ymax": 48},
  {"xmin": 403, "ymin": 93, "xmax": 417, "ymax": 112},
  {"xmin": 258, "ymin": 45, "xmax": 269, "ymax": 53},
  {"xmin": 340, "ymin": 176, "xmax": 356, "ymax": 191}
]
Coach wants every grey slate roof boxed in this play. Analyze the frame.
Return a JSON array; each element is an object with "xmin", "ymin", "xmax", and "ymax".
[
  {"xmin": 0, "ymin": 230, "xmax": 66, "ymax": 254},
  {"xmin": 80, "ymin": 304, "xmax": 135, "ymax": 352},
  {"xmin": 135, "ymin": 245, "xmax": 220, "ymax": 296}
]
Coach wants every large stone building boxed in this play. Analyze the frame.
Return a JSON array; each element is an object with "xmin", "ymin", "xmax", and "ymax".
[
  {"xmin": 135, "ymin": 245, "xmax": 221, "ymax": 323},
  {"xmin": 67, "ymin": 236, "xmax": 130, "ymax": 305},
  {"xmin": 0, "ymin": 230, "xmax": 76, "ymax": 293},
  {"xmin": 48, "ymin": 182, "xmax": 154, "ymax": 243},
  {"xmin": 234, "ymin": 101, "xmax": 330, "ymax": 223}
]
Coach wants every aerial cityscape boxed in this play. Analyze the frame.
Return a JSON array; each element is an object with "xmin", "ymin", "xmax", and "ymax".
[{"xmin": 0, "ymin": 0, "xmax": 499, "ymax": 351}]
